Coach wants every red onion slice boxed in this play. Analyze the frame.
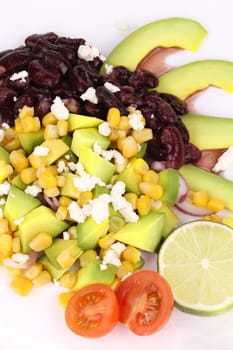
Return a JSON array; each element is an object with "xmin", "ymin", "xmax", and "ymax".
[
  {"xmin": 3, "ymin": 251, "xmax": 42, "ymax": 269},
  {"xmin": 177, "ymin": 175, "xmax": 188, "ymax": 203},
  {"xmin": 176, "ymin": 199, "xmax": 214, "ymax": 217}
]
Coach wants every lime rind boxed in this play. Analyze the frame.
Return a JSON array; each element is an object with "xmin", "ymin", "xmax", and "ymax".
[{"xmin": 158, "ymin": 220, "xmax": 233, "ymax": 316}]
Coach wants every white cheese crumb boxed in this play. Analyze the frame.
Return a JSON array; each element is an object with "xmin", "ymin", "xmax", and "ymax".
[
  {"xmin": 0, "ymin": 181, "xmax": 10, "ymax": 196},
  {"xmin": 0, "ymin": 198, "xmax": 5, "ymax": 205},
  {"xmin": 128, "ymin": 113, "xmax": 144, "ymax": 131},
  {"xmin": 65, "ymin": 154, "xmax": 71, "ymax": 160},
  {"xmin": 77, "ymin": 44, "xmax": 101, "ymax": 61},
  {"xmin": 104, "ymin": 82, "xmax": 120, "ymax": 93},
  {"xmin": 63, "ymin": 231, "xmax": 70, "ymax": 240},
  {"xmin": 25, "ymin": 185, "xmax": 42, "ymax": 197},
  {"xmin": 93, "ymin": 142, "xmax": 125, "ymax": 165},
  {"xmin": 13, "ymin": 217, "xmax": 24, "ymax": 226},
  {"xmin": 80, "ymin": 87, "xmax": 98, "ymax": 104},
  {"xmin": 100, "ymin": 249, "xmax": 122, "ymax": 270},
  {"xmin": 67, "ymin": 162, "xmax": 79, "ymax": 172},
  {"xmin": 2, "ymin": 122, "xmax": 10, "ymax": 129},
  {"xmin": 83, "ymin": 194, "xmax": 111, "ymax": 224},
  {"xmin": 0, "ymin": 129, "xmax": 5, "ymax": 142},
  {"xmin": 111, "ymin": 242, "xmax": 126, "ymax": 255},
  {"xmin": 32, "ymin": 145, "xmax": 50, "ymax": 156},
  {"xmin": 212, "ymin": 146, "xmax": 233, "ymax": 172},
  {"xmin": 104, "ymin": 63, "xmax": 114, "ymax": 74},
  {"xmin": 10, "ymin": 70, "xmax": 28, "ymax": 82},
  {"xmin": 12, "ymin": 253, "xmax": 29, "ymax": 264},
  {"xmin": 73, "ymin": 162, "xmax": 105, "ymax": 191},
  {"xmin": 51, "ymin": 96, "xmax": 69, "ymax": 120},
  {"xmin": 98, "ymin": 121, "xmax": 111, "ymax": 136},
  {"xmin": 68, "ymin": 201, "xmax": 87, "ymax": 223},
  {"xmin": 57, "ymin": 160, "xmax": 69, "ymax": 173},
  {"xmin": 0, "ymin": 208, "xmax": 3, "ymax": 219}
]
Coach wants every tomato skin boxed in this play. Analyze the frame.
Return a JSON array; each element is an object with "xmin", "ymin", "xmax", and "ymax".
[
  {"xmin": 65, "ymin": 283, "xmax": 119, "ymax": 338},
  {"xmin": 115, "ymin": 270, "xmax": 173, "ymax": 336}
]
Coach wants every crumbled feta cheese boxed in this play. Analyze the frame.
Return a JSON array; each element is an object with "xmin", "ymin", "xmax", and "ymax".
[
  {"xmin": 100, "ymin": 249, "xmax": 122, "ymax": 270},
  {"xmin": 67, "ymin": 162, "xmax": 78, "ymax": 172},
  {"xmin": 73, "ymin": 162, "xmax": 105, "ymax": 191},
  {"xmin": 119, "ymin": 204, "xmax": 139, "ymax": 222},
  {"xmin": 104, "ymin": 81, "xmax": 120, "ymax": 93},
  {"xmin": 0, "ymin": 198, "xmax": 5, "ymax": 205},
  {"xmin": 14, "ymin": 217, "xmax": 24, "ymax": 226},
  {"xmin": 25, "ymin": 185, "xmax": 42, "ymax": 197},
  {"xmin": 2, "ymin": 122, "xmax": 10, "ymax": 129},
  {"xmin": 111, "ymin": 242, "xmax": 126, "ymax": 255},
  {"xmin": 80, "ymin": 87, "xmax": 98, "ymax": 104},
  {"xmin": 68, "ymin": 201, "xmax": 87, "ymax": 223},
  {"xmin": 128, "ymin": 113, "xmax": 144, "ymax": 131},
  {"xmin": 51, "ymin": 96, "xmax": 69, "ymax": 120},
  {"xmin": 65, "ymin": 154, "xmax": 71, "ymax": 160},
  {"xmin": 63, "ymin": 231, "xmax": 70, "ymax": 240},
  {"xmin": 93, "ymin": 142, "xmax": 125, "ymax": 165},
  {"xmin": 12, "ymin": 253, "xmax": 29, "ymax": 264},
  {"xmin": 0, "ymin": 208, "xmax": 3, "ymax": 218},
  {"xmin": 32, "ymin": 145, "xmax": 50, "ymax": 156},
  {"xmin": 104, "ymin": 63, "xmax": 114, "ymax": 74},
  {"xmin": 57, "ymin": 160, "xmax": 69, "ymax": 173},
  {"xmin": 0, "ymin": 181, "xmax": 10, "ymax": 196},
  {"xmin": 212, "ymin": 146, "xmax": 233, "ymax": 172},
  {"xmin": 83, "ymin": 194, "xmax": 111, "ymax": 224},
  {"xmin": 77, "ymin": 44, "xmax": 101, "ymax": 61},
  {"xmin": 10, "ymin": 70, "xmax": 28, "ymax": 82},
  {"xmin": 98, "ymin": 121, "xmax": 111, "ymax": 136},
  {"xmin": 0, "ymin": 129, "xmax": 4, "ymax": 142}
]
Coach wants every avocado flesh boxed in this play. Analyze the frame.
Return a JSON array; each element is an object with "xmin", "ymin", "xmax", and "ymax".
[
  {"xmin": 153, "ymin": 204, "xmax": 178, "ymax": 238},
  {"xmin": 3, "ymin": 186, "xmax": 40, "ymax": 224},
  {"xmin": 158, "ymin": 168, "xmax": 179, "ymax": 205},
  {"xmin": 45, "ymin": 238, "xmax": 82, "ymax": 270},
  {"xmin": 71, "ymin": 128, "xmax": 110, "ymax": 157},
  {"xmin": 0, "ymin": 145, "xmax": 9, "ymax": 163},
  {"xmin": 77, "ymin": 216, "xmax": 109, "ymax": 250},
  {"xmin": 19, "ymin": 206, "xmax": 69, "ymax": 253},
  {"xmin": 102, "ymin": 17, "xmax": 207, "ymax": 72},
  {"xmin": 181, "ymin": 114, "xmax": 233, "ymax": 150},
  {"xmin": 40, "ymin": 139, "xmax": 69, "ymax": 165},
  {"xmin": 179, "ymin": 165, "xmax": 233, "ymax": 212},
  {"xmin": 59, "ymin": 173, "xmax": 80, "ymax": 200},
  {"xmin": 18, "ymin": 130, "xmax": 44, "ymax": 155},
  {"xmin": 38, "ymin": 255, "xmax": 67, "ymax": 280},
  {"xmin": 157, "ymin": 60, "xmax": 233, "ymax": 100},
  {"xmin": 68, "ymin": 113, "xmax": 103, "ymax": 131},
  {"xmin": 11, "ymin": 175, "xmax": 26, "ymax": 190},
  {"xmin": 116, "ymin": 159, "xmax": 142, "ymax": 195},
  {"xmin": 112, "ymin": 211, "xmax": 165, "ymax": 253},
  {"xmin": 73, "ymin": 259, "xmax": 116, "ymax": 291}
]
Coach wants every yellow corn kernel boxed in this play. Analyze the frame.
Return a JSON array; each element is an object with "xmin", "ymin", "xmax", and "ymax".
[
  {"xmin": 59, "ymin": 270, "xmax": 77, "ymax": 289},
  {"xmin": 20, "ymin": 116, "xmax": 37, "ymax": 133},
  {"xmin": 9, "ymin": 149, "xmax": 29, "ymax": 172},
  {"xmin": 56, "ymin": 206, "xmax": 68, "ymax": 220},
  {"xmin": 28, "ymin": 154, "xmax": 47, "ymax": 168},
  {"xmin": 4, "ymin": 138, "xmax": 21, "ymax": 152},
  {"xmin": 121, "ymin": 136, "xmax": 139, "ymax": 158},
  {"xmin": 44, "ymin": 187, "xmax": 60, "ymax": 197},
  {"xmin": 57, "ymin": 120, "xmax": 68, "ymax": 137},
  {"xmin": 20, "ymin": 167, "xmax": 37, "ymax": 184},
  {"xmin": 14, "ymin": 119, "xmax": 24, "ymax": 133},
  {"xmin": 6, "ymin": 267, "xmax": 23, "ymax": 277},
  {"xmin": 32, "ymin": 270, "xmax": 52, "ymax": 287},
  {"xmin": 203, "ymin": 214, "xmax": 221, "ymax": 223},
  {"xmin": 68, "ymin": 226, "xmax": 77, "ymax": 239},
  {"xmin": 110, "ymin": 277, "xmax": 121, "ymax": 291},
  {"xmin": 108, "ymin": 129, "xmax": 119, "ymax": 142},
  {"xmin": 0, "ymin": 251, "xmax": 11, "ymax": 265},
  {"xmin": 58, "ymin": 291, "xmax": 76, "ymax": 309},
  {"xmin": 59, "ymin": 196, "xmax": 73, "ymax": 207},
  {"xmin": 131, "ymin": 128, "xmax": 153, "ymax": 144},
  {"xmin": 42, "ymin": 112, "xmax": 57, "ymax": 126},
  {"xmin": 222, "ymin": 216, "xmax": 233, "ymax": 228},
  {"xmin": 44, "ymin": 124, "xmax": 58, "ymax": 139},
  {"xmin": 57, "ymin": 249, "xmax": 75, "ymax": 269},
  {"xmin": 116, "ymin": 261, "xmax": 134, "ymax": 279},
  {"xmin": 118, "ymin": 116, "xmax": 130, "ymax": 130},
  {"xmin": 33, "ymin": 117, "xmax": 41, "ymax": 132},
  {"xmin": 124, "ymin": 193, "xmax": 138, "ymax": 210},
  {"xmin": 133, "ymin": 158, "xmax": 149, "ymax": 175},
  {"xmin": 139, "ymin": 182, "xmax": 163, "ymax": 200},
  {"xmin": 116, "ymin": 136, "xmax": 126, "ymax": 151},
  {"xmin": 0, "ymin": 218, "xmax": 10, "ymax": 235},
  {"xmin": 29, "ymin": 232, "xmax": 53, "ymax": 252},
  {"xmin": 142, "ymin": 169, "xmax": 158, "ymax": 183},
  {"xmin": 0, "ymin": 161, "xmax": 13, "ymax": 181},
  {"xmin": 107, "ymin": 107, "xmax": 121, "ymax": 127},
  {"xmin": 38, "ymin": 170, "xmax": 58, "ymax": 189},
  {"xmin": 207, "ymin": 199, "xmax": 225, "ymax": 212},
  {"xmin": 79, "ymin": 249, "xmax": 97, "ymax": 267},
  {"xmin": 24, "ymin": 263, "xmax": 43, "ymax": 280},
  {"xmin": 116, "ymin": 129, "xmax": 128, "ymax": 139},
  {"xmin": 10, "ymin": 276, "xmax": 33, "ymax": 296},
  {"xmin": 19, "ymin": 106, "xmax": 35, "ymax": 119},
  {"xmin": 12, "ymin": 237, "xmax": 21, "ymax": 253},
  {"xmin": 122, "ymin": 245, "xmax": 141, "ymax": 264},
  {"xmin": 98, "ymin": 233, "xmax": 115, "ymax": 250},
  {"xmin": 77, "ymin": 191, "xmax": 93, "ymax": 207},
  {"xmin": 57, "ymin": 175, "xmax": 66, "ymax": 187},
  {"xmin": 0, "ymin": 234, "xmax": 13, "ymax": 252},
  {"xmin": 192, "ymin": 191, "xmax": 209, "ymax": 207},
  {"xmin": 13, "ymin": 230, "xmax": 20, "ymax": 238},
  {"xmin": 136, "ymin": 195, "xmax": 152, "ymax": 216}
]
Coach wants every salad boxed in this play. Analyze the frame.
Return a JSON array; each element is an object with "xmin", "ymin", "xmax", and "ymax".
[{"xmin": 0, "ymin": 16, "xmax": 233, "ymax": 339}]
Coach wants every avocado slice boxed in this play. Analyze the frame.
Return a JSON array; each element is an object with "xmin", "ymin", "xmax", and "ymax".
[
  {"xmin": 115, "ymin": 159, "xmax": 142, "ymax": 195},
  {"xmin": 157, "ymin": 60, "xmax": 233, "ymax": 100},
  {"xmin": 68, "ymin": 113, "xmax": 103, "ymax": 131},
  {"xmin": 45, "ymin": 238, "xmax": 82, "ymax": 270},
  {"xmin": 38, "ymin": 255, "xmax": 67, "ymax": 280},
  {"xmin": 153, "ymin": 204, "xmax": 178, "ymax": 238},
  {"xmin": 3, "ymin": 186, "xmax": 40, "ymax": 224},
  {"xmin": 38, "ymin": 139, "xmax": 69, "ymax": 165},
  {"xmin": 0, "ymin": 145, "xmax": 9, "ymax": 163},
  {"xmin": 17, "ymin": 130, "xmax": 44, "ymax": 155},
  {"xmin": 102, "ymin": 17, "xmax": 207, "ymax": 72},
  {"xmin": 77, "ymin": 216, "xmax": 109, "ymax": 250},
  {"xmin": 158, "ymin": 168, "xmax": 179, "ymax": 205},
  {"xmin": 71, "ymin": 128, "xmax": 110, "ymax": 157},
  {"xmin": 62, "ymin": 134, "xmax": 78, "ymax": 162},
  {"xmin": 73, "ymin": 259, "xmax": 116, "ymax": 291},
  {"xmin": 11, "ymin": 175, "xmax": 26, "ymax": 190},
  {"xmin": 59, "ymin": 173, "xmax": 80, "ymax": 200},
  {"xmin": 181, "ymin": 113, "xmax": 233, "ymax": 150},
  {"xmin": 19, "ymin": 205, "xmax": 69, "ymax": 253},
  {"xmin": 112, "ymin": 211, "xmax": 165, "ymax": 253},
  {"xmin": 78, "ymin": 145, "xmax": 116, "ymax": 183},
  {"xmin": 179, "ymin": 164, "xmax": 233, "ymax": 212}
]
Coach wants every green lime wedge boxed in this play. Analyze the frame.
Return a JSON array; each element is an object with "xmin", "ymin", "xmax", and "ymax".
[{"xmin": 158, "ymin": 220, "xmax": 233, "ymax": 315}]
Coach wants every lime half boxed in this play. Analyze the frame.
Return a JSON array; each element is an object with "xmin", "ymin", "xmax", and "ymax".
[{"xmin": 158, "ymin": 220, "xmax": 233, "ymax": 315}]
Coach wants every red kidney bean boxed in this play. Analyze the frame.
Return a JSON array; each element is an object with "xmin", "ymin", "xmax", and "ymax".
[
  {"xmin": 0, "ymin": 50, "xmax": 32, "ymax": 77},
  {"xmin": 25, "ymin": 32, "xmax": 58, "ymax": 48},
  {"xmin": 28, "ymin": 59, "xmax": 61, "ymax": 88},
  {"xmin": 0, "ymin": 108, "xmax": 14, "ymax": 125},
  {"xmin": 0, "ymin": 87, "xmax": 17, "ymax": 108},
  {"xmin": 35, "ymin": 97, "xmax": 53, "ymax": 118},
  {"xmin": 96, "ymin": 86, "xmax": 127, "ymax": 115},
  {"xmin": 13, "ymin": 95, "xmax": 35, "ymax": 115},
  {"xmin": 129, "ymin": 68, "xmax": 158, "ymax": 89},
  {"xmin": 4, "ymin": 76, "xmax": 29, "ymax": 90},
  {"xmin": 184, "ymin": 142, "xmax": 201, "ymax": 163},
  {"xmin": 43, "ymin": 50, "xmax": 71, "ymax": 75},
  {"xmin": 160, "ymin": 125, "xmax": 185, "ymax": 169},
  {"xmin": 55, "ymin": 37, "xmax": 85, "ymax": 49},
  {"xmin": 83, "ymin": 101, "xmax": 105, "ymax": 117},
  {"xmin": 175, "ymin": 117, "xmax": 190, "ymax": 143},
  {"xmin": 62, "ymin": 98, "xmax": 81, "ymax": 114},
  {"xmin": 107, "ymin": 66, "xmax": 132, "ymax": 85},
  {"xmin": 159, "ymin": 92, "xmax": 188, "ymax": 115},
  {"xmin": 115, "ymin": 85, "xmax": 136, "ymax": 106}
]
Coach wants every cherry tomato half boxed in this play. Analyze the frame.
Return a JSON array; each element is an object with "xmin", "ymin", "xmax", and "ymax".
[
  {"xmin": 65, "ymin": 283, "xmax": 119, "ymax": 338},
  {"xmin": 115, "ymin": 270, "xmax": 173, "ymax": 336}
]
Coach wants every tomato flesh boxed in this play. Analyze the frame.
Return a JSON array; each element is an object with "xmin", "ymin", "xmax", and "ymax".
[
  {"xmin": 116, "ymin": 270, "xmax": 173, "ymax": 336},
  {"xmin": 65, "ymin": 283, "xmax": 119, "ymax": 338}
]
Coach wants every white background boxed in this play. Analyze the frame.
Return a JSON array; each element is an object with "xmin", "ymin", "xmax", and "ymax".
[{"xmin": 1, "ymin": 0, "xmax": 233, "ymax": 349}]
